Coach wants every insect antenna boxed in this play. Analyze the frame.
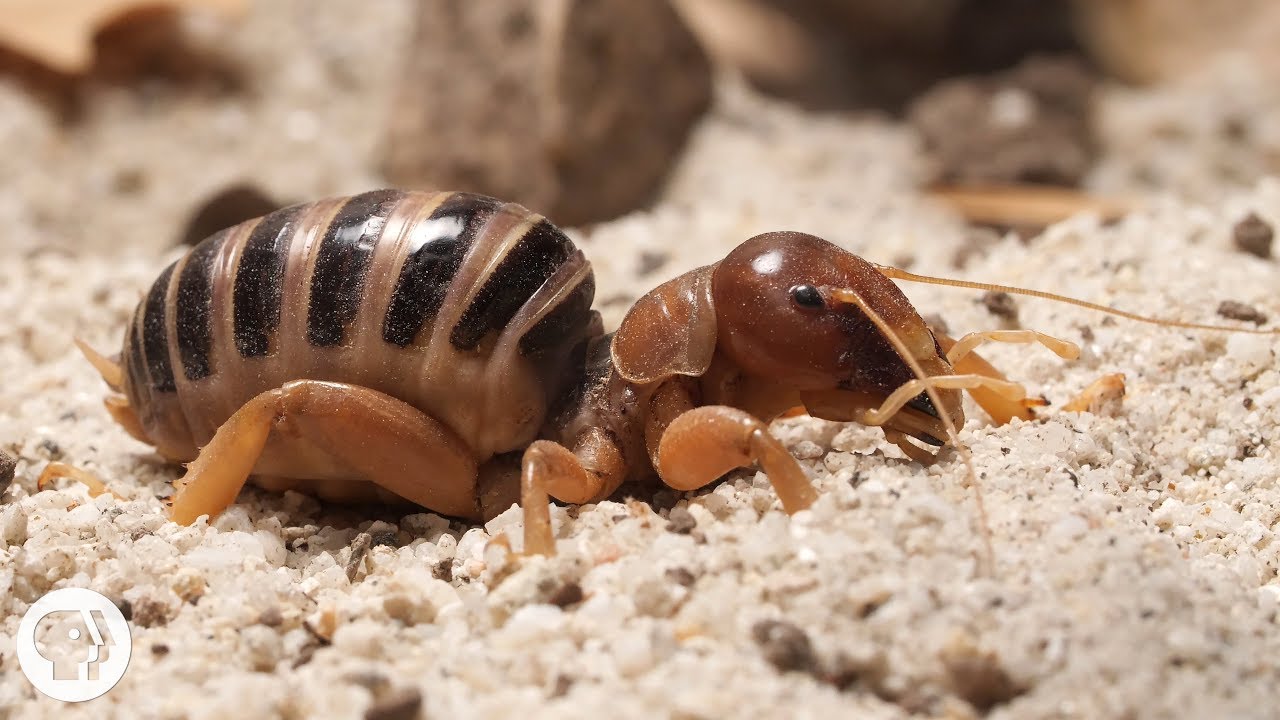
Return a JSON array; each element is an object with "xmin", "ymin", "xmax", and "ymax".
[
  {"xmin": 875, "ymin": 266, "xmax": 1280, "ymax": 334},
  {"xmin": 824, "ymin": 286, "xmax": 996, "ymax": 577}
]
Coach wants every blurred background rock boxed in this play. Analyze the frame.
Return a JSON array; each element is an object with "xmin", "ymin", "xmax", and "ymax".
[{"xmin": 0, "ymin": 0, "xmax": 1278, "ymax": 252}]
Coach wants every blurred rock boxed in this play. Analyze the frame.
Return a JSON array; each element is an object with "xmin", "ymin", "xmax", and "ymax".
[
  {"xmin": 674, "ymin": 0, "xmax": 1077, "ymax": 111},
  {"xmin": 0, "ymin": 0, "xmax": 246, "ymax": 74},
  {"xmin": 909, "ymin": 56, "xmax": 1098, "ymax": 187},
  {"xmin": 381, "ymin": 0, "xmax": 711, "ymax": 227},
  {"xmin": 1233, "ymin": 213, "xmax": 1273, "ymax": 260},
  {"xmin": 0, "ymin": 449, "xmax": 15, "ymax": 497},
  {"xmin": 1072, "ymin": 0, "xmax": 1280, "ymax": 85},
  {"xmin": 179, "ymin": 182, "xmax": 283, "ymax": 245}
]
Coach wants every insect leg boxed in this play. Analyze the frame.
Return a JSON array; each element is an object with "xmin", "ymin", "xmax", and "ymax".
[
  {"xmin": 933, "ymin": 332, "xmax": 1052, "ymax": 424},
  {"xmin": 169, "ymin": 381, "xmax": 478, "ymax": 524},
  {"xmin": 103, "ymin": 395, "xmax": 151, "ymax": 444},
  {"xmin": 655, "ymin": 405, "xmax": 818, "ymax": 515},
  {"xmin": 37, "ymin": 462, "xmax": 123, "ymax": 499},
  {"xmin": 518, "ymin": 429, "xmax": 627, "ymax": 555},
  {"xmin": 861, "ymin": 374, "xmax": 1028, "ymax": 427},
  {"xmin": 943, "ymin": 329, "xmax": 1079, "ymax": 365},
  {"xmin": 881, "ymin": 429, "xmax": 940, "ymax": 465}
]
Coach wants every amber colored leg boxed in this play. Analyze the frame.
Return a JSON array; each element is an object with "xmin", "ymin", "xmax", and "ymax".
[
  {"xmin": 37, "ymin": 462, "xmax": 123, "ymax": 499},
  {"xmin": 169, "ymin": 380, "xmax": 478, "ymax": 525},
  {"xmin": 103, "ymin": 395, "xmax": 152, "ymax": 444},
  {"xmin": 881, "ymin": 429, "xmax": 938, "ymax": 465},
  {"xmin": 519, "ymin": 428, "xmax": 627, "ymax": 555},
  {"xmin": 645, "ymin": 379, "xmax": 697, "ymax": 467},
  {"xmin": 944, "ymin": 329, "xmax": 1079, "ymax": 365},
  {"xmin": 933, "ymin": 332, "xmax": 1051, "ymax": 424},
  {"xmin": 655, "ymin": 405, "xmax": 818, "ymax": 514},
  {"xmin": 861, "ymin": 374, "xmax": 1029, "ymax": 428}
]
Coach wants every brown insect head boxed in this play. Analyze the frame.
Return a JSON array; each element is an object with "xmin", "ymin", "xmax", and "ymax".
[{"xmin": 713, "ymin": 231, "xmax": 962, "ymax": 447}]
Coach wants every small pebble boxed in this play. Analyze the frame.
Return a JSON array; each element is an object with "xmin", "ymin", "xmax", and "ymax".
[
  {"xmin": 752, "ymin": 619, "xmax": 817, "ymax": 674},
  {"xmin": 242, "ymin": 624, "xmax": 283, "ymax": 672},
  {"xmin": 364, "ymin": 686, "xmax": 422, "ymax": 720},
  {"xmin": 791, "ymin": 440, "xmax": 825, "ymax": 460},
  {"xmin": 1232, "ymin": 213, "xmax": 1273, "ymax": 259},
  {"xmin": 37, "ymin": 439, "xmax": 62, "ymax": 459},
  {"xmin": 1217, "ymin": 300, "xmax": 1268, "ymax": 325},
  {"xmin": 131, "ymin": 595, "xmax": 175, "ymax": 628},
  {"xmin": 664, "ymin": 567, "xmax": 696, "ymax": 587},
  {"xmin": 432, "ymin": 557, "xmax": 454, "ymax": 582},
  {"xmin": 981, "ymin": 291, "xmax": 1019, "ymax": 323},
  {"xmin": 258, "ymin": 606, "xmax": 285, "ymax": 628},
  {"xmin": 666, "ymin": 506, "xmax": 697, "ymax": 534},
  {"xmin": 0, "ymin": 449, "xmax": 16, "ymax": 496},
  {"xmin": 1, "ymin": 504, "xmax": 28, "ymax": 547},
  {"xmin": 941, "ymin": 640, "xmax": 1026, "ymax": 711},
  {"xmin": 347, "ymin": 532, "xmax": 373, "ymax": 582},
  {"xmin": 636, "ymin": 250, "xmax": 670, "ymax": 276},
  {"xmin": 547, "ymin": 581, "xmax": 585, "ymax": 608},
  {"xmin": 171, "ymin": 568, "xmax": 206, "ymax": 604}
]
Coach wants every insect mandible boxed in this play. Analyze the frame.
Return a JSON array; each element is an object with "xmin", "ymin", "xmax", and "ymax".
[{"xmin": 55, "ymin": 189, "xmax": 1279, "ymax": 560}]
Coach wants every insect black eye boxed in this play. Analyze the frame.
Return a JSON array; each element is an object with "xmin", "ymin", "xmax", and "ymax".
[{"xmin": 789, "ymin": 284, "xmax": 824, "ymax": 311}]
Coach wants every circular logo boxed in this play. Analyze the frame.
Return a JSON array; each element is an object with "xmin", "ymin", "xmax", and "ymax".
[{"xmin": 16, "ymin": 588, "xmax": 132, "ymax": 702}]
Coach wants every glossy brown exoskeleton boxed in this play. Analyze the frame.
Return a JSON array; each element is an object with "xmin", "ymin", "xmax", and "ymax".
[{"xmin": 66, "ymin": 190, "xmax": 1267, "ymax": 556}]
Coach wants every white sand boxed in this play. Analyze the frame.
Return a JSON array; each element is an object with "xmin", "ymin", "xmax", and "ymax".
[{"xmin": 3, "ymin": 4, "xmax": 1280, "ymax": 719}]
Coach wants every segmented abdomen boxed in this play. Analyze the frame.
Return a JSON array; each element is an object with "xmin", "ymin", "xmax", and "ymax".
[{"xmin": 122, "ymin": 190, "xmax": 597, "ymax": 461}]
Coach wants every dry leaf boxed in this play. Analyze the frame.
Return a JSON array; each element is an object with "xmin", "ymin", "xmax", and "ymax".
[
  {"xmin": 0, "ymin": 0, "xmax": 247, "ymax": 73},
  {"xmin": 930, "ymin": 185, "xmax": 1134, "ymax": 228}
]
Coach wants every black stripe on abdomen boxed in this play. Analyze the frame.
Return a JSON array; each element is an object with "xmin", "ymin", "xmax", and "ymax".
[
  {"xmin": 451, "ymin": 219, "xmax": 576, "ymax": 351},
  {"xmin": 382, "ymin": 193, "xmax": 502, "ymax": 347},
  {"xmin": 519, "ymin": 273, "xmax": 596, "ymax": 356},
  {"xmin": 233, "ymin": 203, "xmax": 304, "ymax": 357},
  {"xmin": 174, "ymin": 229, "xmax": 228, "ymax": 381},
  {"xmin": 141, "ymin": 262, "xmax": 177, "ymax": 392},
  {"xmin": 307, "ymin": 189, "xmax": 405, "ymax": 347}
]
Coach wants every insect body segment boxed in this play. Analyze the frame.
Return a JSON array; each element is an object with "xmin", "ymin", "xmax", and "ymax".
[
  {"xmin": 76, "ymin": 190, "xmax": 1128, "ymax": 558},
  {"xmin": 108, "ymin": 191, "xmax": 597, "ymax": 515}
]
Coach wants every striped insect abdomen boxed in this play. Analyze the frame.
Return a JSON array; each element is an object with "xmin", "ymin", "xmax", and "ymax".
[{"xmin": 121, "ymin": 190, "xmax": 597, "ymax": 467}]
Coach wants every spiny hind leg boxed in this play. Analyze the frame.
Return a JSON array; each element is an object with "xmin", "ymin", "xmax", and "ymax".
[
  {"xmin": 517, "ymin": 430, "xmax": 627, "ymax": 556},
  {"xmin": 655, "ymin": 405, "xmax": 818, "ymax": 515},
  {"xmin": 169, "ymin": 380, "xmax": 478, "ymax": 525}
]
